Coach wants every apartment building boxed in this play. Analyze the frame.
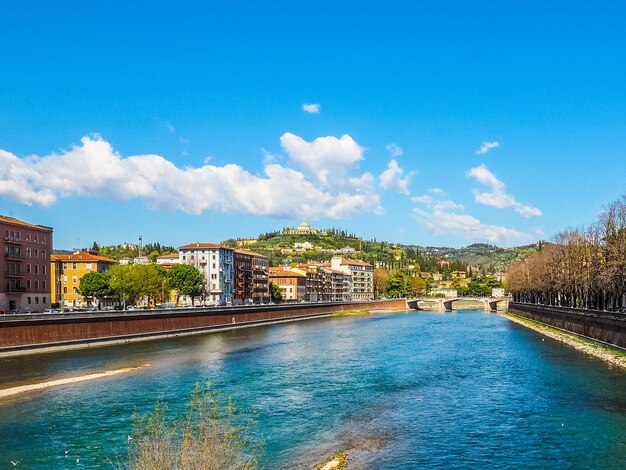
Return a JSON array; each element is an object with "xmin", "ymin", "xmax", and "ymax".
[
  {"xmin": 179, "ymin": 242, "xmax": 234, "ymax": 306},
  {"xmin": 50, "ymin": 252, "xmax": 117, "ymax": 308},
  {"xmin": 269, "ymin": 267, "xmax": 306, "ymax": 301},
  {"xmin": 0, "ymin": 215, "xmax": 53, "ymax": 313},
  {"xmin": 330, "ymin": 256, "xmax": 374, "ymax": 301},
  {"xmin": 297, "ymin": 263, "xmax": 352, "ymax": 302},
  {"xmin": 233, "ymin": 249, "xmax": 270, "ymax": 305}
]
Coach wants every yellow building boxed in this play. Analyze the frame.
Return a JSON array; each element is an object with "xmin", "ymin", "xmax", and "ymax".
[{"xmin": 51, "ymin": 252, "xmax": 117, "ymax": 308}]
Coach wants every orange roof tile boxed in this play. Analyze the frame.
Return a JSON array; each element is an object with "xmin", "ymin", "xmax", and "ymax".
[
  {"xmin": 234, "ymin": 248, "xmax": 268, "ymax": 258},
  {"xmin": 340, "ymin": 258, "xmax": 372, "ymax": 267},
  {"xmin": 179, "ymin": 242, "xmax": 229, "ymax": 250},
  {"xmin": 0, "ymin": 215, "xmax": 52, "ymax": 231},
  {"xmin": 269, "ymin": 270, "xmax": 306, "ymax": 278},
  {"xmin": 50, "ymin": 252, "xmax": 117, "ymax": 263},
  {"xmin": 157, "ymin": 253, "xmax": 180, "ymax": 259}
]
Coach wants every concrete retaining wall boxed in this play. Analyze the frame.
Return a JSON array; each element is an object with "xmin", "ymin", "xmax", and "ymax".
[
  {"xmin": 509, "ymin": 302, "xmax": 626, "ymax": 349},
  {"xmin": 0, "ymin": 299, "xmax": 407, "ymax": 354}
]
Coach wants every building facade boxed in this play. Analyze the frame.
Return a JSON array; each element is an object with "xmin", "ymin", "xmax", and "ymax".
[
  {"xmin": 284, "ymin": 220, "xmax": 318, "ymax": 235},
  {"xmin": 233, "ymin": 249, "xmax": 270, "ymax": 305},
  {"xmin": 50, "ymin": 252, "xmax": 118, "ymax": 308},
  {"xmin": 0, "ymin": 215, "xmax": 53, "ymax": 313},
  {"xmin": 269, "ymin": 268, "xmax": 306, "ymax": 301},
  {"xmin": 179, "ymin": 243, "xmax": 234, "ymax": 306},
  {"xmin": 330, "ymin": 256, "xmax": 374, "ymax": 301}
]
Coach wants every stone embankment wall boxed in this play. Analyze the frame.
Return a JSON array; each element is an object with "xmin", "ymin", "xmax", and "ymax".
[
  {"xmin": 509, "ymin": 302, "xmax": 626, "ymax": 349},
  {"xmin": 0, "ymin": 299, "xmax": 407, "ymax": 355}
]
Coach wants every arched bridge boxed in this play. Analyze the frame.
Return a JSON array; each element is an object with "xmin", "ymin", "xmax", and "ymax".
[{"xmin": 407, "ymin": 297, "xmax": 509, "ymax": 312}]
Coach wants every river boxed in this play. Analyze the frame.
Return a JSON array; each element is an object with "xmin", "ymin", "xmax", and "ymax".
[{"xmin": 1, "ymin": 309, "xmax": 626, "ymax": 469}]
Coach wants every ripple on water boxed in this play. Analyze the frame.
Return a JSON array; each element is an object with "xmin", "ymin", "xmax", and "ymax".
[{"xmin": 1, "ymin": 310, "xmax": 626, "ymax": 469}]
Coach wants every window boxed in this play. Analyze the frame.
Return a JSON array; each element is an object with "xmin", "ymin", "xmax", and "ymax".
[
  {"xmin": 27, "ymin": 280, "xmax": 31, "ymax": 289},
  {"xmin": 72, "ymin": 263, "xmax": 77, "ymax": 269},
  {"xmin": 26, "ymin": 248, "xmax": 31, "ymax": 258},
  {"xmin": 43, "ymin": 297, "xmax": 46, "ymax": 304},
  {"xmin": 34, "ymin": 235, "xmax": 38, "ymax": 242},
  {"xmin": 63, "ymin": 263, "xmax": 68, "ymax": 269},
  {"xmin": 34, "ymin": 265, "xmax": 39, "ymax": 274},
  {"xmin": 43, "ymin": 265, "xmax": 46, "ymax": 275},
  {"xmin": 43, "ymin": 280, "xmax": 46, "ymax": 290},
  {"xmin": 35, "ymin": 280, "xmax": 39, "ymax": 290},
  {"xmin": 72, "ymin": 275, "xmax": 77, "ymax": 283},
  {"xmin": 25, "ymin": 233, "xmax": 30, "ymax": 241},
  {"xmin": 86, "ymin": 263, "xmax": 92, "ymax": 269},
  {"xmin": 27, "ymin": 264, "xmax": 31, "ymax": 274},
  {"xmin": 42, "ymin": 250, "xmax": 46, "ymax": 258},
  {"xmin": 63, "ymin": 275, "xmax": 68, "ymax": 283},
  {"xmin": 27, "ymin": 297, "xmax": 31, "ymax": 304},
  {"xmin": 35, "ymin": 297, "xmax": 39, "ymax": 304},
  {"xmin": 212, "ymin": 263, "xmax": 216, "ymax": 269},
  {"xmin": 72, "ymin": 287, "xmax": 77, "ymax": 294},
  {"xmin": 63, "ymin": 287, "xmax": 67, "ymax": 294}
]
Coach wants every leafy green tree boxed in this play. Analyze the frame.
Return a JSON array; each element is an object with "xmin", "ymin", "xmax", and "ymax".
[
  {"xmin": 133, "ymin": 264, "xmax": 167, "ymax": 305},
  {"xmin": 78, "ymin": 272, "xmax": 112, "ymax": 307},
  {"xmin": 270, "ymin": 282, "xmax": 282, "ymax": 303},
  {"xmin": 386, "ymin": 271, "xmax": 414, "ymax": 298},
  {"xmin": 109, "ymin": 264, "xmax": 143, "ymax": 307},
  {"xmin": 167, "ymin": 264, "xmax": 204, "ymax": 305}
]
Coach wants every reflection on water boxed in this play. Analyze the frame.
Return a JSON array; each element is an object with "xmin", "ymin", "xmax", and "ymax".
[{"xmin": 1, "ymin": 310, "xmax": 626, "ymax": 469}]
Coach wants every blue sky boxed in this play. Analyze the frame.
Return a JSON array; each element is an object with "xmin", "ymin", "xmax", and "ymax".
[{"xmin": 1, "ymin": 1, "xmax": 625, "ymax": 249}]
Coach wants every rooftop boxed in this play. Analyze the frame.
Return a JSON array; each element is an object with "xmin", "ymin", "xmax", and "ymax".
[
  {"xmin": 179, "ymin": 242, "xmax": 228, "ymax": 250},
  {"xmin": 0, "ymin": 215, "xmax": 52, "ymax": 231},
  {"xmin": 51, "ymin": 252, "xmax": 117, "ymax": 263}
]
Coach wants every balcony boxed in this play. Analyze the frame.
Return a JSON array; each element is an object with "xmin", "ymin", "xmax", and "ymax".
[
  {"xmin": 4, "ymin": 237, "xmax": 24, "ymax": 245},
  {"xmin": 4, "ymin": 271, "xmax": 25, "ymax": 277},
  {"xmin": 7, "ymin": 286, "xmax": 27, "ymax": 292}
]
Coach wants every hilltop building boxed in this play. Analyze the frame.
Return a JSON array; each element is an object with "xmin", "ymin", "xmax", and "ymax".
[
  {"xmin": 179, "ymin": 242, "xmax": 234, "ymax": 306},
  {"xmin": 284, "ymin": 220, "xmax": 318, "ymax": 235},
  {"xmin": 0, "ymin": 215, "xmax": 53, "ymax": 313},
  {"xmin": 50, "ymin": 252, "xmax": 118, "ymax": 308},
  {"xmin": 330, "ymin": 256, "xmax": 374, "ymax": 301}
]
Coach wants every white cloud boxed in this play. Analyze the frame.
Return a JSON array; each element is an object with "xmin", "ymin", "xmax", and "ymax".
[
  {"xmin": 379, "ymin": 159, "xmax": 413, "ymax": 195},
  {"xmin": 166, "ymin": 122, "xmax": 175, "ymax": 133},
  {"xmin": 476, "ymin": 140, "xmax": 500, "ymax": 155},
  {"xmin": 467, "ymin": 164, "xmax": 542, "ymax": 218},
  {"xmin": 429, "ymin": 187, "xmax": 445, "ymax": 195},
  {"xmin": 411, "ymin": 193, "xmax": 532, "ymax": 246},
  {"xmin": 411, "ymin": 194, "xmax": 434, "ymax": 205},
  {"xmin": 0, "ymin": 133, "xmax": 382, "ymax": 220},
  {"xmin": 280, "ymin": 132, "xmax": 364, "ymax": 187},
  {"xmin": 302, "ymin": 103, "xmax": 321, "ymax": 114},
  {"xmin": 386, "ymin": 143, "xmax": 403, "ymax": 158}
]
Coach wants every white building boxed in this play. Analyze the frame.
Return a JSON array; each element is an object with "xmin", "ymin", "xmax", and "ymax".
[
  {"xmin": 179, "ymin": 243, "xmax": 234, "ymax": 306},
  {"xmin": 156, "ymin": 253, "xmax": 181, "ymax": 265},
  {"xmin": 330, "ymin": 256, "xmax": 373, "ymax": 301}
]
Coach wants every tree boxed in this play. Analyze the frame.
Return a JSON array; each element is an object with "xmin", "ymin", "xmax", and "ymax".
[
  {"xmin": 411, "ymin": 276, "xmax": 427, "ymax": 296},
  {"xmin": 386, "ymin": 271, "xmax": 414, "ymax": 298},
  {"xmin": 133, "ymin": 264, "xmax": 167, "ymax": 306},
  {"xmin": 373, "ymin": 268, "xmax": 390, "ymax": 298},
  {"xmin": 270, "ymin": 282, "xmax": 282, "ymax": 303},
  {"xmin": 78, "ymin": 272, "xmax": 111, "ymax": 307},
  {"xmin": 167, "ymin": 264, "xmax": 204, "ymax": 306},
  {"xmin": 109, "ymin": 265, "xmax": 143, "ymax": 308}
]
